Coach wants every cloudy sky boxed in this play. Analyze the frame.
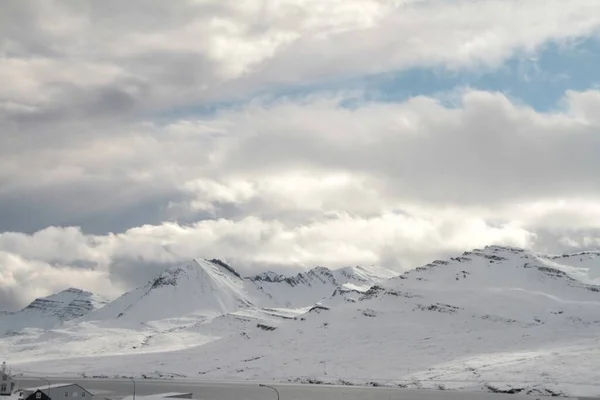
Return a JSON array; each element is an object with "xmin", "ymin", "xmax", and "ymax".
[{"xmin": 2, "ymin": 0, "xmax": 600, "ymax": 310}]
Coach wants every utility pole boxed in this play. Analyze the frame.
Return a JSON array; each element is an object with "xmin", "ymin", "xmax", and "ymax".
[{"xmin": 128, "ymin": 377, "xmax": 135, "ymax": 400}]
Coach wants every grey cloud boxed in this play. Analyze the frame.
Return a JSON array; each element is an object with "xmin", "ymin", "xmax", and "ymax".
[
  {"xmin": 4, "ymin": 83, "xmax": 141, "ymax": 124},
  {"xmin": 108, "ymin": 258, "xmax": 178, "ymax": 291},
  {"xmin": 0, "ymin": 179, "xmax": 189, "ymax": 234},
  {"xmin": 0, "ymin": 287, "xmax": 21, "ymax": 312},
  {"xmin": 527, "ymin": 228, "xmax": 600, "ymax": 255},
  {"xmin": 1, "ymin": 89, "xmax": 599, "ymax": 238},
  {"xmin": 218, "ymin": 92, "xmax": 600, "ymax": 205}
]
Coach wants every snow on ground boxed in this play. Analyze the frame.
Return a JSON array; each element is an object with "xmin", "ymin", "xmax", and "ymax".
[
  {"xmin": 4, "ymin": 247, "xmax": 600, "ymax": 397},
  {"xmin": 340, "ymin": 283, "xmax": 370, "ymax": 292}
]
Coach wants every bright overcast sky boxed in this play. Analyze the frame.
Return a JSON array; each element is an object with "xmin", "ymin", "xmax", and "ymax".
[{"xmin": 2, "ymin": 0, "xmax": 600, "ymax": 310}]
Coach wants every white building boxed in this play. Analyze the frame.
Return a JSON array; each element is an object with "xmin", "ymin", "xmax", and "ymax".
[
  {"xmin": 0, "ymin": 362, "xmax": 16, "ymax": 396},
  {"xmin": 22, "ymin": 384, "xmax": 93, "ymax": 400}
]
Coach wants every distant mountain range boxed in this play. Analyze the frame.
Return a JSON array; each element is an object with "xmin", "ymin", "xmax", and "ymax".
[{"xmin": 2, "ymin": 246, "xmax": 600, "ymax": 397}]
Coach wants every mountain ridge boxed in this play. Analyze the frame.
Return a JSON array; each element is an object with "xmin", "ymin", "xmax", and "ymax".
[{"xmin": 81, "ymin": 259, "xmax": 398, "ymax": 324}]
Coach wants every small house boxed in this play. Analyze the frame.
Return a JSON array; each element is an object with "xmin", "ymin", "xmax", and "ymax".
[{"xmin": 24, "ymin": 390, "xmax": 51, "ymax": 400}]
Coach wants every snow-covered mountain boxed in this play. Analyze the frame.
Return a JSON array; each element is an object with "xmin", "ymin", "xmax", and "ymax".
[
  {"xmin": 0, "ymin": 259, "xmax": 397, "ymax": 365},
  {"xmin": 4, "ymin": 246, "xmax": 600, "ymax": 397},
  {"xmin": 81, "ymin": 260, "xmax": 396, "ymax": 325},
  {"xmin": 85, "ymin": 259, "xmax": 253, "ymax": 324},
  {"xmin": 0, "ymin": 288, "xmax": 107, "ymax": 335}
]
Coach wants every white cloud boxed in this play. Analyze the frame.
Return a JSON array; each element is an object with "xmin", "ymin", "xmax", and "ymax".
[
  {"xmin": 3, "ymin": 0, "xmax": 600, "ymax": 111},
  {"xmin": 2, "ymin": 1, "xmax": 600, "ymax": 310},
  {"xmin": 0, "ymin": 251, "xmax": 114, "ymax": 311}
]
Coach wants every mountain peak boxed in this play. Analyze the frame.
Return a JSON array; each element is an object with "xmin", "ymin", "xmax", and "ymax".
[
  {"xmin": 390, "ymin": 246, "xmax": 600, "ymax": 300},
  {"xmin": 462, "ymin": 245, "xmax": 530, "ymax": 259},
  {"xmin": 483, "ymin": 244, "xmax": 527, "ymax": 252},
  {"xmin": 62, "ymin": 287, "xmax": 84, "ymax": 293},
  {"xmin": 0, "ymin": 287, "xmax": 107, "ymax": 335},
  {"xmin": 56, "ymin": 287, "xmax": 92, "ymax": 296},
  {"xmin": 207, "ymin": 259, "xmax": 242, "ymax": 279},
  {"xmin": 249, "ymin": 271, "xmax": 287, "ymax": 283},
  {"xmin": 86, "ymin": 258, "xmax": 251, "ymax": 323},
  {"xmin": 24, "ymin": 287, "xmax": 105, "ymax": 311},
  {"xmin": 310, "ymin": 266, "xmax": 333, "ymax": 274},
  {"xmin": 150, "ymin": 266, "xmax": 187, "ymax": 288},
  {"xmin": 149, "ymin": 259, "xmax": 243, "ymax": 290}
]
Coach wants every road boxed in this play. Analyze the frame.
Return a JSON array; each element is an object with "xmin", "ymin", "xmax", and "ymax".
[{"xmin": 15, "ymin": 377, "xmax": 574, "ymax": 400}]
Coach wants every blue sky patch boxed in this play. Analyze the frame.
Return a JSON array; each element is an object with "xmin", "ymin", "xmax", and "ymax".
[{"xmin": 159, "ymin": 38, "xmax": 600, "ymax": 120}]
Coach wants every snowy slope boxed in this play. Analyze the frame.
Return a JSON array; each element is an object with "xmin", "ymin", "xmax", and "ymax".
[
  {"xmin": 85, "ymin": 259, "xmax": 253, "ymax": 324},
  {"xmin": 0, "ymin": 288, "xmax": 107, "ymax": 335},
  {"xmin": 5, "ymin": 246, "xmax": 600, "ymax": 397}
]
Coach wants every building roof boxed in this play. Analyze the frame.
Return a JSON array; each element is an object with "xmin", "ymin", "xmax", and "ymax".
[
  {"xmin": 148, "ymin": 393, "xmax": 192, "ymax": 399},
  {"xmin": 23, "ymin": 383, "xmax": 91, "ymax": 393},
  {"xmin": 120, "ymin": 393, "xmax": 193, "ymax": 400}
]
